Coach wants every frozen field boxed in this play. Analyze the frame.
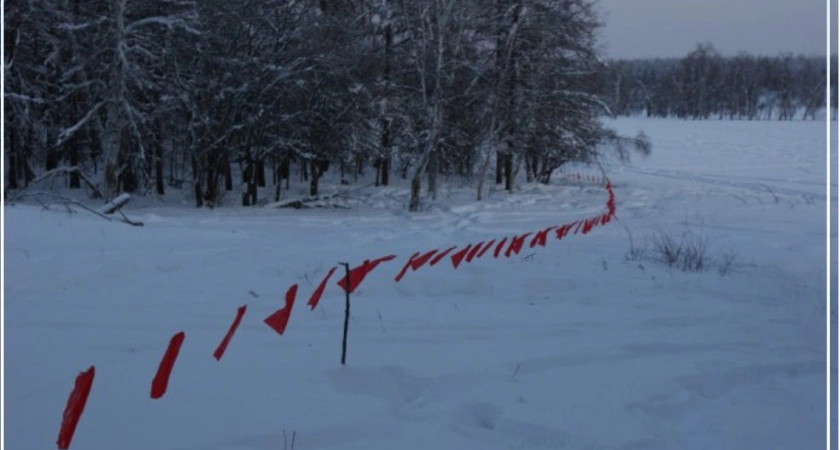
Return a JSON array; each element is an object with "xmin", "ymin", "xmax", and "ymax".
[{"xmin": 4, "ymin": 118, "xmax": 835, "ymax": 449}]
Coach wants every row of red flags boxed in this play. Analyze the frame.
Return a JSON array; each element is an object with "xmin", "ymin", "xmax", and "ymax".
[{"xmin": 56, "ymin": 181, "xmax": 616, "ymax": 449}]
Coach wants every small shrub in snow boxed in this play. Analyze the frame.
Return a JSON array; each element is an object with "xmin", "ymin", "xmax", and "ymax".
[
  {"xmin": 650, "ymin": 228, "xmax": 709, "ymax": 272},
  {"xmin": 717, "ymin": 250, "xmax": 739, "ymax": 276},
  {"xmin": 651, "ymin": 229, "xmax": 684, "ymax": 268},
  {"xmin": 622, "ymin": 227, "xmax": 648, "ymax": 262},
  {"xmin": 628, "ymin": 227, "xmax": 738, "ymax": 276}
]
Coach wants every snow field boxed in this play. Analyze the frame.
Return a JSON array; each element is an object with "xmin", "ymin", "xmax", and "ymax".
[{"xmin": 4, "ymin": 117, "xmax": 834, "ymax": 449}]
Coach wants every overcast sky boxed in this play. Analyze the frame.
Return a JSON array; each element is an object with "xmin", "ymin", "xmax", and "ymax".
[{"xmin": 595, "ymin": 0, "xmax": 834, "ymax": 59}]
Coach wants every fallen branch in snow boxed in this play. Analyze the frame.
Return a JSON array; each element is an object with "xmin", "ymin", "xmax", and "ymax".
[
  {"xmin": 264, "ymin": 193, "xmax": 350, "ymax": 209},
  {"xmin": 97, "ymin": 193, "xmax": 132, "ymax": 215},
  {"xmin": 7, "ymin": 192, "xmax": 144, "ymax": 227},
  {"xmin": 31, "ymin": 166, "xmax": 104, "ymax": 199}
]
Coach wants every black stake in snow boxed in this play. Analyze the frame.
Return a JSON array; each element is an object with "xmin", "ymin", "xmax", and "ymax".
[{"xmin": 339, "ymin": 262, "xmax": 351, "ymax": 365}]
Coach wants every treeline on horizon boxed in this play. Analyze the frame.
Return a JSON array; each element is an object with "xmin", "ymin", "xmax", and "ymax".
[
  {"xmin": 600, "ymin": 43, "xmax": 836, "ymax": 121},
  {"xmin": 3, "ymin": 0, "xmax": 831, "ymax": 208}
]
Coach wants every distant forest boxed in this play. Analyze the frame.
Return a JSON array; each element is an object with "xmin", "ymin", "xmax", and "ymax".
[
  {"xmin": 600, "ymin": 43, "xmax": 836, "ymax": 121},
  {"xmin": 3, "ymin": 0, "xmax": 833, "ymax": 208}
]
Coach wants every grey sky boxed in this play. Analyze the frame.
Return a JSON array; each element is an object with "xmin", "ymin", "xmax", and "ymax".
[{"xmin": 595, "ymin": 0, "xmax": 834, "ymax": 59}]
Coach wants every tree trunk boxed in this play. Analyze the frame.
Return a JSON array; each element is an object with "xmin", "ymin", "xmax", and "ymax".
[
  {"xmin": 102, "ymin": 0, "xmax": 128, "ymax": 196},
  {"xmin": 67, "ymin": 137, "xmax": 81, "ymax": 189},
  {"xmin": 45, "ymin": 139, "xmax": 59, "ymax": 171},
  {"xmin": 281, "ymin": 158, "xmax": 290, "ymax": 190},
  {"xmin": 240, "ymin": 154, "xmax": 258, "ymax": 206},
  {"xmin": 495, "ymin": 151, "xmax": 503, "ymax": 184},
  {"xmin": 309, "ymin": 160, "xmax": 321, "ymax": 197},
  {"xmin": 205, "ymin": 162, "xmax": 218, "ymax": 206},
  {"xmin": 375, "ymin": 158, "xmax": 386, "ymax": 186},
  {"xmin": 192, "ymin": 155, "xmax": 203, "ymax": 207},
  {"xmin": 524, "ymin": 154, "xmax": 535, "ymax": 183},
  {"xmin": 504, "ymin": 153, "xmax": 513, "ymax": 191},
  {"xmin": 222, "ymin": 154, "xmax": 233, "ymax": 191},
  {"xmin": 379, "ymin": 21, "xmax": 393, "ymax": 188},
  {"xmin": 248, "ymin": 162, "xmax": 258, "ymax": 205},
  {"xmin": 409, "ymin": 176, "xmax": 421, "ymax": 211},
  {"xmin": 168, "ymin": 140, "xmax": 176, "ymax": 187},
  {"xmin": 427, "ymin": 150, "xmax": 438, "ymax": 201},
  {"xmin": 154, "ymin": 140, "xmax": 164, "ymax": 195},
  {"xmin": 256, "ymin": 158, "xmax": 265, "ymax": 187},
  {"xmin": 7, "ymin": 127, "xmax": 18, "ymax": 190},
  {"xmin": 382, "ymin": 157, "xmax": 390, "ymax": 186}
]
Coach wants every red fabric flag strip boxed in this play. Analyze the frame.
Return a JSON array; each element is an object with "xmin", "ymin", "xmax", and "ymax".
[
  {"xmin": 307, "ymin": 266, "xmax": 337, "ymax": 311},
  {"xmin": 450, "ymin": 245, "xmax": 473, "ymax": 269},
  {"xmin": 372, "ymin": 254, "xmax": 398, "ymax": 265},
  {"xmin": 555, "ymin": 222, "xmax": 577, "ymax": 241},
  {"xmin": 213, "ymin": 305, "xmax": 247, "ymax": 361},
  {"xmin": 429, "ymin": 246, "xmax": 457, "ymax": 266},
  {"xmin": 151, "ymin": 332, "xmax": 186, "ymax": 399},
  {"xmin": 581, "ymin": 217, "xmax": 598, "ymax": 235},
  {"xmin": 465, "ymin": 241, "xmax": 485, "ymax": 263},
  {"xmin": 475, "ymin": 239, "xmax": 497, "ymax": 259},
  {"xmin": 394, "ymin": 250, "xmax": 437, "ymax": 282},
  {"xmin": 493, "ymin": 237, "xmax": 509, "ymax": 258},
  {"xmin": 264, "ymin": 285, "xmax": 298, "ymax": 335},
  {"xmin": 600, "ymin": 212, "xmax": 611, "ymax": 225},
  {"xmin": 410, "ymin": 249, "xmax": 438, "ymax": 270},
  {"xmin": 339, "ymin": 260, "xmax": 370, "ymax": 293},
  {"xmin": 56, "ymin": 366, "xmax": 95, "ymax": 450},
  {"xmin": 337, "ymin": 255, "xmax": 396, "ymax": 293},
  {"xmin": 529, "ymin": 227, "xmax": 556, "ymax": 248},
  {"xmin": 505, "ymin": 232, "xmax": 532, "ymax": 257},
  {"xmin": 394, "ymin": 252, "xmax": 420, "ymax": 283},
  {"xmin": 605, "ymin": 182, "xmax": 616, "ymax": 217}
]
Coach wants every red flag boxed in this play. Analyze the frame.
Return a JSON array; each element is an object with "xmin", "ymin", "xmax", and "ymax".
[
  {"xmin": 410, "ymin": 249, "xmax": 438, "ymax": 270},
  {"xmin": 465, "ymin": 241, "xmax": 485, "ymax": 263},
  {"xmin": 151, "ymin": 332, "xmax": 186, "ymax": 399},
  {"xmin": 307, "ymin": 267, "xmax": 337, "ymax": 311},
  {"xmin": 529, "ymin": 227, "xmax": 555, "ymax": 248},
  {"xmin": 394, "ymin": 252, "xmax": 420, "ymax": 283},
  {"xmin": 339, "ymin": 260, "xmax": 370, "ymax": 293},
  {"xmin": 581, "ymin": 217, "xmax": 598, "ymax": 234},
  {"xmin": 337, "ymin": 255, "xmax": 396, "ymax": 293},
  {"xmin": 555, "ymin": 222, "xmax": 576, "ymax": 241},
  {"xmin": 264, "ymin": 285, "xmax": 298, "ymax": 335},
  {"xmin": 395, "ymin": 249, "xmax": 439, "ymax": 282},
  {"xmin": 57, "ymin": 366, "xmax": 95, "ymax": 449},
  {"xmin": 450, "ymin": 245, "xmax": 473, "ymax": 269},
  {"xmin": 493, "ymin": 238, "xmax": 509, "ymax": 258},
  {"xmin": 475, "ymin": 240, "xmax": 497, "ymax": 259},
  {"xmin": 505, "ymin": 232, "xmax": 532, "ymax": 257},
  {"xmin": 429, "ymin": 246, "xmax": 457, "ymax": 266},
  {"xmin": 213, "ymin": 305, "xmax": 247, "ymax": 361},
  {"xmin": 605, "ymin": 181, "xmax": 616, "ymax": 217}
]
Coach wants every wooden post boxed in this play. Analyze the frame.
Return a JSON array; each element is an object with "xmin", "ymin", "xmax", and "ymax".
[{"xmin": 339, "ymin": 262, "xmax": 351, "ymax": 365}]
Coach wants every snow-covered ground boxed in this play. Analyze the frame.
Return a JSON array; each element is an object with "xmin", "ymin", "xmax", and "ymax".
[{"xmin": 4, "ymin": 118, "xmax": 835, "ymax": 449}]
